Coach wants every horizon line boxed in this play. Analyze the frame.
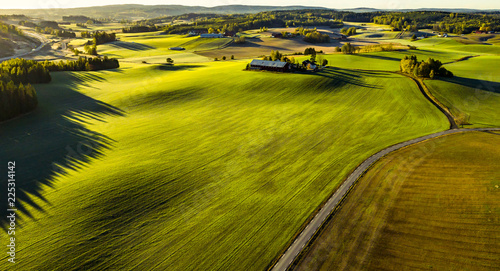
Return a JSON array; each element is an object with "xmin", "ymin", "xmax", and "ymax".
[{"xmin": 1, "ymin": 4, "xmax": 498, "ymax": 11}]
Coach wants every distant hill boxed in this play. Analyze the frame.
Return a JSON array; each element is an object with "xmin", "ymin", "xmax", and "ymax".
[
  {"xmin": 0, "ymin": 4, "xmax": 327, "ymax": 21},
  {"xmin": 0, "ymin": 4, "xmax": 498, "ymax": 21}
]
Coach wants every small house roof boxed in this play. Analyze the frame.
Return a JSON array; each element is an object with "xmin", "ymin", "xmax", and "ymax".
[{"xmin": 250, "ymin": 59, "xmax": 288, "ymax": 68}]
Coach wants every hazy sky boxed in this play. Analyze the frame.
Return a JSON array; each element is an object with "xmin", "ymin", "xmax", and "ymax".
[{"xmin": 2, "ymin": 0, "xmax": 499, "ymax": 10}]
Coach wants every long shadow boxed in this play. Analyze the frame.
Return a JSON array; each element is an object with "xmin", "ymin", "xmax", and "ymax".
[
  {"xmin": 439, "ymin": 76, "xmax": 500, "ymax": 94},
  {"xmin": 108, "ymin": 41, "xmax": 155, "ymax": 51},
  {"xmin": 306, "ymin": 67, "xmax": 384, "ymax": 90},
  {"xmin": 354, "ymin": 54, "xmax": 402, "ymax": 62},
  {"xmin": 157, "ymin": 64, "xmax": 206, "ymax": 71},
  {"xmin": 0, "ymin": 71, "xmax": 125, "ymax": 230}
]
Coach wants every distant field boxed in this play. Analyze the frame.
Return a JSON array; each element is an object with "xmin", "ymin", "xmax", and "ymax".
[
  {"xmin": 95, "ymin": 33, "xmax": 232, "ymax": 63},
  {"xmin": 59, "ymin": 22, "xmax": 124, "ymax": 32},
  {"xmin": 0, "ymin": 60, "xmax": 447, "ymax": 270},
  {"xmin": 295, "ymin": 131, "xmax": 500, "ymax": 271}
]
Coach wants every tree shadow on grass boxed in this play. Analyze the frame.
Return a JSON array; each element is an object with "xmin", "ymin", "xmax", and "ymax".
[
  {"xmin": 311, "ymin": 67, "xmax": 385, "ymax": 90},
  {"xmin": 439, "ymin": 76, "xmax": 500, "ymax": 94},
  {"xmin": 353, "ymin": 53, "xmax": 402, "ymax": 62},
  {"xmin": 157, "ymin": 64, "xmax": 206, "ymax": 71},
  {"xmin": 108, "ymin": 41, "xmax": 155, "ymax": 51},
  {"xmin": 0, "ymin": 71, "xmax": 125, "ymax": 231}
]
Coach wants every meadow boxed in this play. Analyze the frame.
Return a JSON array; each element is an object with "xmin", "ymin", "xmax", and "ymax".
[
  {"xmin": 2, "ymin": 19, "xmax": 499, "ymax": 270},
  {"xmin": 426, "ymin": 55, "xmax": 500, "ymax": 127},
  {"xmin": 295, "ymin": 131, "xmax": 500, "ymax": 271},
  {"xmin": 0, "ymin": 55, "xmax": 448, "ymax": 270}
]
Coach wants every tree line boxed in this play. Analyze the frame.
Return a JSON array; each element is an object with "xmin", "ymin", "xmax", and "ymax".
[
  {"xmin": 80, "ymin": 31, "xmax": 116, "ymax": 45},
  {"xmin": 122, "ymin": 24, "xmax": 161, "ymax": 33},
  {"xmin": 157, "ymin": 10, "xmax": 349, "ymax": 34},
  {"xmin": 0, "ymin": 57, "xmax": 119, "ymax": 122},
  {"xmin": 373, "ymin": 11, "xmax": 500, "ymax": 33},
  {"xmin": 0, "ymin": 22, "xmax": 24, "ymax": 36},
  {"xmin": 400, "ymin": 55, "xmax": 453, "ymax": 78},
  {"xmin": 0, "ymin": 59, "xmax": 43, "ymax": 122}
]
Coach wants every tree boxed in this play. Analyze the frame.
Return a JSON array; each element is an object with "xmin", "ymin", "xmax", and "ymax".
[
  {"xmin": 429, "ymin": 69, "xmax": 435, "ymax": 79},
  {"xmin": 166, "ymin": 58, "xmax": 174, "ymax": 64},
  {"xmin": 231, "ymin": 55, "xmax": 234, "ymax": 60},
  {"xmin": 214, "ymin": 57, "xmax": 218, "ymax": 61},
  {"xmin": 208, "ymin": 27, "xmax": 216, "ymax": 34},
  {"xmin": 341, "ymin": 43, "xmax": 355, "ymax": 54},
  {"xmin": 411, "ymin": 34, "xmax": 417, "ymax": 41},
  {"xmin": 222, "ymin": 56, "xmax": 226, "ymax": 60}
]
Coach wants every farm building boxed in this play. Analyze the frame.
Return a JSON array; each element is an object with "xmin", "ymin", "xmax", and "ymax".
[
  {"xmin": 200, "ymin": 33, "xmax": 223, "ymax": 38},
  {"xmin": 271, "ymin": 32, "xmax": 283, "ymax": 38},
  {"xmin": 249, "ymin": 60, "xmax": 290, "ymax": 72}
]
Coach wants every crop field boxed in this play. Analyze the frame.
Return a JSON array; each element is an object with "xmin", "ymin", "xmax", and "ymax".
[
  {"xmin": 426, "ymin": 56, "xmax": 500, "ymax": 127},
  {"xmin": 179, "ymin": 37, "xmax": 233, "ymax": 51},
  {"xmin": 0, "ymin": 56, "xmax": 448, "ymax": 270},
  {"xmin": 295, "ymin": 131, "xmax": 500, "ymax": 271},
  {"xmin": 60, "ymin": 22, "xmax": 124, "ymax": 32}
]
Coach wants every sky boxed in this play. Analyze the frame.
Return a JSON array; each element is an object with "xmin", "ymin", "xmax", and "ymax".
[{"xmin": 1, "ymin": 0, "xmax": 498, "ymax": 10}]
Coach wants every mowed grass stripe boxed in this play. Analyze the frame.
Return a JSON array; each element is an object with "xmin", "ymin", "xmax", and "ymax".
[{"xmin": 295, "ymin": 131, "xmax": 500, "ymax": 271}]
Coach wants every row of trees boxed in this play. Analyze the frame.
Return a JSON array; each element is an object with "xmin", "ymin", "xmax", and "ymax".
[
  {"xmin": 0, "ymin": 22, "xmax": 24, "ymax": 36},
  {"xmin": 340, "ymin": 27, "xmax": 357, "ymax": 36},
  {"xmin": 400, "ymin": 55, "xmax": 453, "ymax": 78},
  {"xmin": 42, "ymin": 56, "xmax": 119, "ymax": 72},
  {"xmin": 0, "ymin": 56, "xmax": 120, "ymax": 122},
  {"xmin": 295, "ymin": 27, "xmax": 330, "ymax": 43},
  {"xmin": 34, "ymin": 26, "xmax": 76, "ymax": 38},
  {"xmin": 81, "ymin": 31, "xmax": 116, "ymax": 45},
  {"xmin": 0, "ymin": 81, "xmax": 37, "ymax": 122},
  {"xmin": 373, "ymin": 11, "xmax": 500, "ymax": 34},
  {"xmin": 0, "ymin": 59, "xmax": 43, "ymax": 121},
  {"xmin": 160, "ymin": 10, "xmax": 349, "ymax": 35},
  {"xmin": 122, "ymin": 24, "xmax": 161, "ymax": 33},
  {"xmin": 0, "ymin": 59, "xmax": 51, "ymax": 84}
]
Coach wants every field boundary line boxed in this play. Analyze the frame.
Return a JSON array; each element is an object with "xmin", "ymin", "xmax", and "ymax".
[{"xmin": 268, "ymin": 128, "xmax": 500, "ymax": 271}]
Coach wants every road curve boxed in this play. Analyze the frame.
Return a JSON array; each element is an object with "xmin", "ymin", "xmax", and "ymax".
[
  {"xmin": 269, "ymin": 127, "xmax": 500, "ymax": 271},
  {"xmin": 0, "ymin": 31, "xmax": 49, "ymax": 63}
]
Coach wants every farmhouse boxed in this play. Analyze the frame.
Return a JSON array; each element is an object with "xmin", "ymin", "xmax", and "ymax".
[
  {"xmin": 249, "ymin": 60, "xmax": 290, "ymax": 72},
  {"xmin": 200, "ymin": 33, "xmax": 223, "ymax": 38}
]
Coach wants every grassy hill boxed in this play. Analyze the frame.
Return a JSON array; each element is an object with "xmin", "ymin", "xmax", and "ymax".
[
  {"xmin": 295, "ymin": 131, "xmax": 500, "ymax": 271},
  {"xmin": 0, "ymin": 57, "xmax": 448, "ymax": 270},
  {"xmin": 426, "ymin": 56, "xmax": 500, "ymax": 127}
]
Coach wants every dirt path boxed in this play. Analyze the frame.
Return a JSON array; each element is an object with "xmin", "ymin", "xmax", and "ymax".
[
  {"xmin": 269, "ymin": 127, "xmax": 499, "ymax": 271},
  {"xmin": 269, "ymin": 69, "xmax": 488, "ymax": 271},
  {"xmin": 401, "ymin": 73, "xmax": 459, "ymax": 129}
]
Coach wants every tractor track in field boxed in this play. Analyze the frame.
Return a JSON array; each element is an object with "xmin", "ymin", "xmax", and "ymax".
[{"xmin": 268, "ymin": 68, "xmax": 495, "ymax": 271}]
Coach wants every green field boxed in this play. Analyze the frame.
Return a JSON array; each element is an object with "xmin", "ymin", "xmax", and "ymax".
[
  {"xmin": 0, "ymin": 55, "xmax": 448, "ymax": 270},
  {"xmin": 2, "ymin": 21, "xmax": 499, "ymax": 270},
  {"xmin": 426, "ymin": 56, "xmax": 500, "ymax": 127},
  {"xmin": 295, "ymin": 131, "xmax": 500, "ymax": 271}
]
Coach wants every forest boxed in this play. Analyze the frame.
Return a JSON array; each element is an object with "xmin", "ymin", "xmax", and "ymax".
[
  {"xmin": 0, "ymin": 57, "xmax": 119, "ymax": 122},
  {"xmin": 373, "ymin": 11, "xmax": 500, "ymax": 33},
  {"xmin": 125, "ymin": 9, "xmax": 500, "ymax": 35}
]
